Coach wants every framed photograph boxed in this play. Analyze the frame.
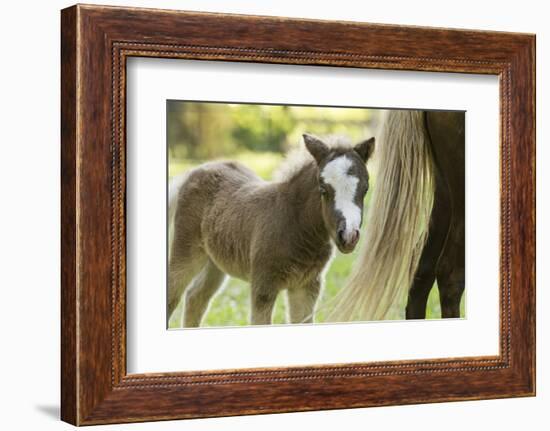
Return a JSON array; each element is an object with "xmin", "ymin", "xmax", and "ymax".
[{"xmin": 61, "ymin": 4, "xmax": 535, "ymax": 425}]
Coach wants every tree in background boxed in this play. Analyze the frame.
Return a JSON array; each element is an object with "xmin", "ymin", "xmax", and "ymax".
[
  {"xmin": 230, "ymin": 104, "xmax": 296, "ymax": 153},
  {"xmin": 167, "ymin": 100, "xmax": 377, "ymax": 163},
  {"xmin": 168, "ymin": 102, "xmax": 236, "ymax": 159}
]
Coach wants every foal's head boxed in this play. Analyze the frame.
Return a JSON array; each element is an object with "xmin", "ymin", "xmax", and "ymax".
[{"xmin": 303, "ymin": 133, "xmax": 375, "ymax": 254}]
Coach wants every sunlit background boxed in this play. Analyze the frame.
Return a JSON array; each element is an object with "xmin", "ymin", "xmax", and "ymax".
[{"xmin": 167, "ymin": 100, "xmax": 462, "ymax": 328}]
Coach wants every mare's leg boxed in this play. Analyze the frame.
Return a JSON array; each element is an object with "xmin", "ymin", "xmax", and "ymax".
[
  {"xmin": 425, "ymin": 111, "xmax": 466, "ymax": 319},
  {"xmin": 287, "ymin": 278, "xmax": 321, "ymax": 324},
  {"xmin": 406, "ymin": 255, "xmax": 436, "ymax": 319},
  {"xmin": 436, "ymin": 221, "xmax": 465, "ymax": 318},
  {"xmin": 438, "ymin": 271, "xmax": 465, "ymax": 318},
  {"xmin": 184, "ymin": 260, "xmax": 227, "ymax": 327},
  {"xmin": 406, "ymin": 170, "xmax": 451, "ymax": 319}
]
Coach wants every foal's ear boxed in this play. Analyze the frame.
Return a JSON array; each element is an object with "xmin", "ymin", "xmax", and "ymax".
[
  {"xmin": 354, "ymin": 137, "xmax": 375, "ymax": 163},
  {"xmin": 303, "ymin": 133, "xmax": 329, "ymax": 165}
]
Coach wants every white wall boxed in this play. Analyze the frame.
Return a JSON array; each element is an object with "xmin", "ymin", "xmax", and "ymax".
[{"xmin": 0, "ymin": 0, "xmax": 546, "ymax": 429}]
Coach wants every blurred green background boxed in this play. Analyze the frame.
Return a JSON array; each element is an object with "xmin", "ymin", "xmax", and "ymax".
[{"xmin": 167, "ymin": 101, "xmax": 464, "ymax": 328}]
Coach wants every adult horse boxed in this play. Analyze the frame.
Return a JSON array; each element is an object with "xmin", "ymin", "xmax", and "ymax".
[
  {"xmin": 332, "ymin": 110, "xmax": 465, "ymax": 321},
  {"xmin": 168, "ymin": 134, "xmax": 375, "ymax": 327}
]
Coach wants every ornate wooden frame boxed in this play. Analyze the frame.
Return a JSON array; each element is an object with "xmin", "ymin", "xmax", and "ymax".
[{"xmin": 61, "ymin": 4, "xmax": 535, "ymax": 425}]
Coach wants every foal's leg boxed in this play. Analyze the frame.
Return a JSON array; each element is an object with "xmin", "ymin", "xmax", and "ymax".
[
  {"xmin": 287, "ymin": 279, "xmax": 321, "ymax": 324},
  {"xmin": 167, "ymin": 224, "xmax": 207, "ymax": 325},
  {"xmin": 184, "ymin": 260, "xmax": 227, "ymax": 327},
  {"xmin": 167, "ymin": 200, "xmax": 208, "ymax": 326},
  {"xmin": 167, "ymin": 250, "xmax": 206, "ymax": 325},
  {"xmin": 250, "ymin": 280, "xmax": 279, "ymax": 326}
]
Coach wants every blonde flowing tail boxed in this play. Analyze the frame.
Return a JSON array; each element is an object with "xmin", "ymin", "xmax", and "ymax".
[{"xmin": 331, "ymin": 110, "xmax": 435, "ymax": 321}]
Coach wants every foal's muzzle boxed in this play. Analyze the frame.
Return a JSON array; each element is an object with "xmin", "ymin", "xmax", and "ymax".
[{"xmin": 336, "ymin": 227, "xmax": 360, "ymax": 253}]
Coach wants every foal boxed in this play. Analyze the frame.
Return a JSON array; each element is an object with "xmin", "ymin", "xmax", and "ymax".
[{"xmin": 168, "ymin": 134, "xmax": 375, "ymax": 327}]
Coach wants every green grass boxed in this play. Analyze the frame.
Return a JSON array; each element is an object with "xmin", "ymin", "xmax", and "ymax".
[{"xmin": 168, "ymin": 152, "xmax": 465, "ymax": 328}]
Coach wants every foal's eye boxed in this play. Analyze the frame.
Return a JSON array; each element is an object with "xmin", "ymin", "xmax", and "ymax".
[{"xmin": 319, "ymin": 186, "xmax": 328, "ymax": 196}]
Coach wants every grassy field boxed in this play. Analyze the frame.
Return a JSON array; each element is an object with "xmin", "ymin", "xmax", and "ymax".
[{"xmin": 168, "ymin": 152, "xmax": 465, "ymax": 328}]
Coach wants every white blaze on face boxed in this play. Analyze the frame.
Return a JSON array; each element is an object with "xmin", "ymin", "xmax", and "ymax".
[{"xmin": 320, "ymin": 156, "xmax": 361, "ymax": 241}]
